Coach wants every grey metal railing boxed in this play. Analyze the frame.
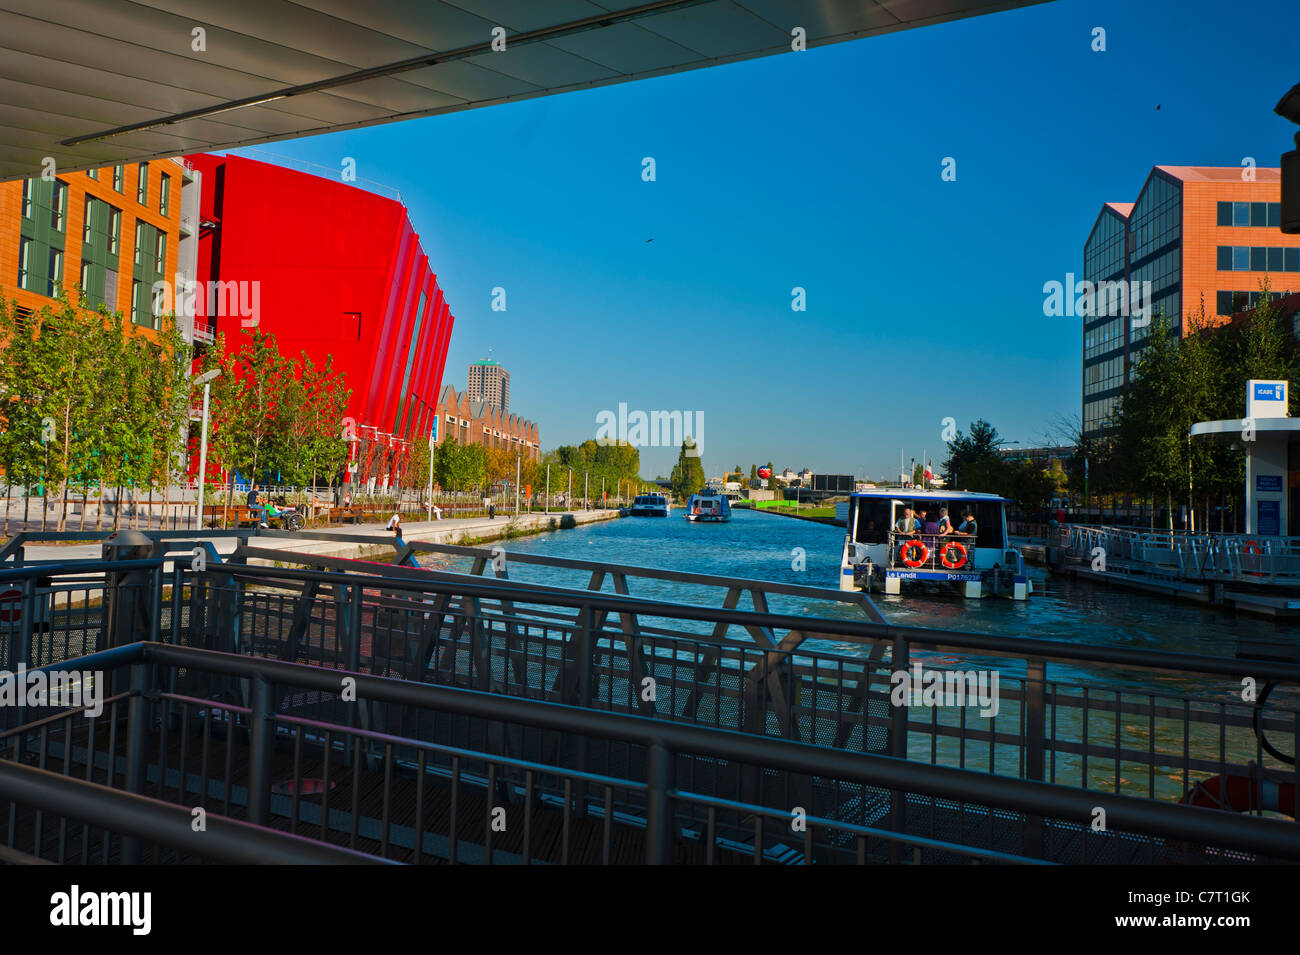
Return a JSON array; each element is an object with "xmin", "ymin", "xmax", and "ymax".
[{"xmin": 5, "ymin": 641, "xmax": 1300, "ymax": 864}]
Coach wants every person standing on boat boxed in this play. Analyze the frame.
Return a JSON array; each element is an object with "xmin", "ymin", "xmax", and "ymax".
[
  {"xmin": 894, "ymin": 507, "xmax": 920, "ymax": 536},
  {"xmin": 936, "ymin": 508, "xmax": 953, "ymax": 536},
  {"xmin": 921, "ymin": 509, "xmax": 940, "ymax": 536},
  {"xmin": 957, "ymin": 509, "xmax": 979, "ymax": 538}
]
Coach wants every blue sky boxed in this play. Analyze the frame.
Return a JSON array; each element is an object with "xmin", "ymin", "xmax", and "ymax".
[{"xmin": 230, "ymin": 0, "xmax": 1300, "ymax": 480}]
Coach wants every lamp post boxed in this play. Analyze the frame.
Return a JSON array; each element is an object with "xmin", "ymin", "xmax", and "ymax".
[{"xmin": 193, "ymin": 368, "xmax": 221, "ymax": 530}]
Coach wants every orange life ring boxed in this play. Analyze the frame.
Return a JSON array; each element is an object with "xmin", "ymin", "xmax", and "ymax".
[
  {"xmin": 898, "ymin": 540, "xmax": 929, "ymax": 568},
  {"xmin": 940, "ymin": 541, "xmax": 968, "ymax": 569},
  {"xmin": 1181, "ymin": 773, "xmax": 1296, "ymax": 817}
]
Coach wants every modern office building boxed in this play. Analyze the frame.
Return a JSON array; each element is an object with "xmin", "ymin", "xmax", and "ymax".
[
  {"xmin": 468, "ymin": 358, "xmax": 509, "ymax": 412},
  {"xmin": 433, "ymin": 384, "xmax": 539, "ymax": 462},
  {"xmin": 1082, "ymin": 166, "xmax": 1300, "ymax": 440},
  {"xmin": 0, "ymin": 158, "xmax": 190, "ymax": 338},
  {"xmin": 186, "ymin": 154, "xmax": 455, "ymax": 484}
]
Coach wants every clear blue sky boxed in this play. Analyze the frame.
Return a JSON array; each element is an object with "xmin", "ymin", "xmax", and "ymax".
[{"xmin": 230, "ymin": 0, "xmax": 1300, "ymax": 481}]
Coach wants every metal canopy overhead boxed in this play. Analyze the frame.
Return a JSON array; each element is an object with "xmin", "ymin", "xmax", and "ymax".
[{"xmin": 0, "ymin": 0, "xmax": 1052, "ymax": 181}]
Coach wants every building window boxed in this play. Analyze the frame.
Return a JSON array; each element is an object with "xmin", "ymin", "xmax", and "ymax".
[
  {"xmin": 48, "ymin": 249, "xmax": 62, "ymax": 297},
  {"xmin": 104, "ymin": 269, "xmax": 118, "ymax": 308},
  {"xmin": 21, "ymin": 179, "xmax": 32, "ymax": 219},
  {"xmin": 81, "ymin": 261, "xmax": 91, "ymax": 298},
  {"xmin": 87, "ymin": 167, "xmax": 98, "ymax": 181},
  {"xmin": 137, "ymin": 163, "xmax": 148, "ymax": 204},
  {"xmin": 160, "ymin": 173, "xmax": 171, "ymax": 216},
  {"xmin": 1269, "ymin": 203, "xmax": 1282, "ymax": 228},
  {"xmin": 17, "ymin": 237, "xmax": 30, "ymax": 290},
  {"xmin": 51, "ymin": 181, "xmax": 67, "ymax": 232},
  {"xmin": 1288, "ymin": 248, "xmax": 1300, "ymax": 273},
  {"xmin": 1233, "ymin": 246, "xmax": 1249, "ymax": 270},
  {"xmin": 1217, "ymin": 202, "xmax": 1233, "ymax": 226},
  {"xmin": 154, "ymin": 232, "xmax": 165, "ymax": 272},
  {"xmin": 1251, "ymin": 202, "xmax": 1268, "ymax": 227},
  {"xmin": 134, "ymin": 222, "xmax": 143, "ymax": 265},
  {"xmin": 1250, "ymin": 246, "xmax": 1267, "ymax": 271},
  {"xmin": 113, "ymin": 165, "xmax": 124, "ymax": 192},
  {"xmin": 108, "ymin": 209, "xmax": 121, "ymax": 254},
  {"xmin": 83, "ymin": 196, "xmax": 95, "ymax": 243},
  {"xmin": 1233, "ymin": 202, "xmax": 1249, "ymax": 227},
  {"xmin": 1268, "ymin": 247, "xmax": 1283, "ymax": 272},
  {"xmin": 131, "ymin": 280, "xmax": 142, "ymax": 322}
]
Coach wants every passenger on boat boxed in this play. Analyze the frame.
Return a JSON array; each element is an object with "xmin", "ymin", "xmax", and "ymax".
[
  {"xmin": 956, "ymin": 509, "xmax": 979, "ymax": 538},
  {"xmin": 936, "ymin": 508, "xmax": 952, "ymax": 536},
  {"xmin": 894, "ymin": 508, "xmax": 920, "ymax": 535},
  {"xmin": 862, "ymin": 519, "xmax": 883, "ymax": 543},
  {"xmin": 921, "ymin": 509, "xmax": 941, "ymax": 536}
]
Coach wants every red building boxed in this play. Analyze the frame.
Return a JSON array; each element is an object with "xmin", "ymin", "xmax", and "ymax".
[{"xmin": 186, "ymin": 154, "xmax": 454, "ymax": 486}]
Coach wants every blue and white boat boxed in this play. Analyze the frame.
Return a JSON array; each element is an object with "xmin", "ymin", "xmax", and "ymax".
[
  {"xmin": 630, "ymin": 493, "xmax": 670, "ymax": 517},
  {"xmin": 685, "ymin": 490, "xmax": 731, "ymax": 523},
  {"xmin": 838, "ymin": 489, "xmax": 1032, "ymax": 599}
]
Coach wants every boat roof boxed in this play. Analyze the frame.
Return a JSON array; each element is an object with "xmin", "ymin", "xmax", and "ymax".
[{"xmin": 850, "ymin": 488, "xmax": 1009, "ymax": 503}]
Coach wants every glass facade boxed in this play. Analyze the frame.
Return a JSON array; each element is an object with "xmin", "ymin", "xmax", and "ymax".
[
  {"xmin": 80, "ymin": 195, "xmax": 123, "ymax": 309},
  {"xmin": 1082, "ymin": 205, "xmax": 1130, "ymax": 438},
  {"xmin": 16, "ymin": 178, "xmax": 68, "ymax": 299}
]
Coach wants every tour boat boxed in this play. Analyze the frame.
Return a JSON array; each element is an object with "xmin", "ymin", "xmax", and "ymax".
[
  {"xmin": 838, "ymin": 489, "xmax": 1032, "ymax": 599},
  {"xmin": 685, "ymin": 490, "xmax": 731, "ymax": 523},
  {"xmin": 630, "ymin": 493, "xmax": 671, "ymax": 517}
]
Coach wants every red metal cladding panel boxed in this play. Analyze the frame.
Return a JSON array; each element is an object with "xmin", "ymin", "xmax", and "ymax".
[
  {"xmin": 380, "ymin": 248, "xmax": 428, "ymax": 437},
  {"xmin": 406, "ymin": 282, "xmax": 444, "ymax": 439},
  {"xmin": 365, "ymin": 226, "xmax": 418, "ymax": 426}
]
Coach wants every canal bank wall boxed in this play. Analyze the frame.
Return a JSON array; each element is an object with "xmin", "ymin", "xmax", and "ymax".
[{"xmin": 248, "ymin": 509, "xmax": 626, "ymax": 564}]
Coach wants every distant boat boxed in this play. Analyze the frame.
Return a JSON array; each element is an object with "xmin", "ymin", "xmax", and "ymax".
[
  {"xmin": 630, "ymin": 493, "xmax": 670, "ymax": 517},
  {"xmin": 685, "ymin": 490, "xmax": 731, "ymax": 523}
]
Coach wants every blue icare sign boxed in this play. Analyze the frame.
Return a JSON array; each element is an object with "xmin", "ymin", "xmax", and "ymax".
[{"xmin": 1255, "ymin": 382, "xmax": 1286, "ymax": 402}]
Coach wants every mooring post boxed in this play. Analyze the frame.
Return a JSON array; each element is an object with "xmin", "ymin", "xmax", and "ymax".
[
  {"xmin": 247, "ymin": 673, "xmax": 275, "ymax": 827},
  {"xmin": 121, "ymin": 661, "xmax": 152, "ymax": 864}
]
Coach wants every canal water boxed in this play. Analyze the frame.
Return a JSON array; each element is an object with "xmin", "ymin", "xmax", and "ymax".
[
  {"xmin": 433, "ymin": 509, "xmax": 1300, "ymax": 797},
  {"xmin": 444, "ymin": 507, "xmax": 1300, "ymax": 663}
]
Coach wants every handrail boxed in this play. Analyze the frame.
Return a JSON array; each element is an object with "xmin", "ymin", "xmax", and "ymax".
[
  {"xmin": 28, "ymin": 641, "xmax": 1276, "ymax": 861},
  {"xmin": 0, "ymin": 757, "xmax": 393, "ymax": 864},
  {"xmin": 201, "ymin": 561, "xmax": 1300, "ymax": 682}
]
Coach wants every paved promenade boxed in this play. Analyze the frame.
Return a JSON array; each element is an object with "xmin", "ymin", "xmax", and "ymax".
[{"xmin": 12, "ymin": 509, "xmax": 623, "ymax": 565}]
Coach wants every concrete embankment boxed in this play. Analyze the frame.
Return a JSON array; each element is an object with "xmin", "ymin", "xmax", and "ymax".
[{"xmin": 246, "ymin": 509, "xmax": 624, "ymax": 564}]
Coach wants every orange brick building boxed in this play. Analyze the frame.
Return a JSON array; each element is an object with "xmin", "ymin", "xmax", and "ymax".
[
  {"xmin": 1083, "ymin": 166, "xmax": 1300, "ymax": 439},
  {"xmin": 0, "ymin": 157, "xmax": 188, "ymax": 334},
  {"xmin": 434, "ymin": 384, "xmax": 539, "ymax": 461}
]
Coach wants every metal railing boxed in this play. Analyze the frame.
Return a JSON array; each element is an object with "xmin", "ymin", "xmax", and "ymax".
[
  {"xmin": 3, "ymin": 553, "xmax": 1299, "ymax": 822},
  {"xmin": 4, "ymin": 641, "xmax": 1300, "ymax": 864},
  {"xmin": 1061, "ymin": 524, "xmax": 1300, "ymax": 584}
]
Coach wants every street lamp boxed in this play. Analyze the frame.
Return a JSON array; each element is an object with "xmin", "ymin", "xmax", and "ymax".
[{"xmin": 192, "ymin": 369, "xmax": 221, "ymax": 529}]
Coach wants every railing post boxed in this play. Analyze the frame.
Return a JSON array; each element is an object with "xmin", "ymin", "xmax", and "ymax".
[
  {"xmin": 247, "ymin": 673, "xmax": 275, "ymax": 827},
  {"xmin": 1023, "ymin": 658, "xmax": 1047, "ymax": 858},
  {"xmin": 121, "ymin": 661, "xmax": 152, "ymax": 864},
  {"xmin": 888, "ymin": 633, "xmax": 909, "ymax": 864},
  {"xmin": 645, "ymin": 741, "xmax": 675, "ymax": 864}
]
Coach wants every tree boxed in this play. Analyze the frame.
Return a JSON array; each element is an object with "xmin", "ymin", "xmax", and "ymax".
[
  {"xmin": 942, "ymin": 419, "xmax": 1002, "ymax": 490},
  {"xmin": 670, "ymin": 439, "xmax": 706, "ymax": 501}
]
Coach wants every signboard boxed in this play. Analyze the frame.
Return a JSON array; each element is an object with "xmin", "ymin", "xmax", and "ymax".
[
  {"xmin": 1257, "ymin": 499, "xmax": 1281, "ymax": 536},
  {"xmin": 430, "ymin": 418, "xmax": 438, "ymax": 443},
  {"xmin": 1247, "ymin": 379, "xmax": 1288, "ymax": 419},
  {"xmin": 1257, "ymin": 474, "xmax": 1284, "ymax": 493}
]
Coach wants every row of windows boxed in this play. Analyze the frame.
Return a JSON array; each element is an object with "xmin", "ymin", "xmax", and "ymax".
[
  {"xmin": 1217, "ymin": 246, "xmax": 1300, "ymax": 272},
  {"xmin": 22, "ymin": 179, "xmax": 68, "ymax": 231},
  {"xmin": 1083, "ymin": 395, "xmax": 1119, "ymax": 435},
  {"xmin": 1083, "ymin": 316, "xmax": 1124, "ymax": 360},
  {"xmin": 1216, "ymin": 289, "xmax": 1296, "ymax": 315},
  {"xmin": 16, "ymin": 240, "xmax": 63, "ymax": 297},
  {"xmin": 1084, "ymin": 355, "xmax": 1124, "ymax": 396},
  {"xmin": 1218, "ymin": 201, "xmax": 1283, "ymax": 228},
  {"xmin": 18, "ymin": 221, "xmax": 165, "ymax": 304},
  {"xmin": 25, "ymin": 167, "xmax": 170, "ymax": 222}
]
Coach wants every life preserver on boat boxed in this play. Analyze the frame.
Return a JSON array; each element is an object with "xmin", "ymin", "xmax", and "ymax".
[
  {"xmin": 898, "ymin": 540, "xmax": 928, "ymax": 567},
  {"xmin": 1181, "ymin": 773, "xmax": 1296, "ymax": 817},
  {"xmin": 940, "ymin": 541, "xmax": 968, "ymax": 569}
]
